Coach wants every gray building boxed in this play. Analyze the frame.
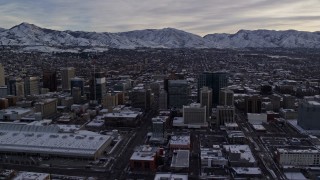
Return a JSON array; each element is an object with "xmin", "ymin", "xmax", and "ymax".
[{"xmin": 297, "ymin": 100, "xmax": 320, "ymax": 130}]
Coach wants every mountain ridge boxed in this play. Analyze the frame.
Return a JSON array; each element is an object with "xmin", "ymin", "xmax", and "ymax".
[{"xmin": 0, "ymin": 22, "xmax": 319, "ymax": 50}]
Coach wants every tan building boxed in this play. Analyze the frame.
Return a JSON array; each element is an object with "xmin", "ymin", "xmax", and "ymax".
[
  {"xmin": 61, "ymin": 67, "xmax": 75, "ymax": 91},
  {"xmin": 24, "ymin": 76, "xmax": 39, "ymax": 96},
  {"xmin": 200, "ymin": 86, "xmax": 212, "ymax": 120},
  {"xmin": 103, "ymin": 93, "xmax": 118, "ymax": 110},
  {"xmin": 216, "ymin": 106, "xmax": 235, "ymax": 126},
  {"xmin": 220, "ymin": 88, "xmax": 234, "ymax": 106},
  {"xmin": 35, "ymin": 98, "xmax": 57, "ymax": 118}
]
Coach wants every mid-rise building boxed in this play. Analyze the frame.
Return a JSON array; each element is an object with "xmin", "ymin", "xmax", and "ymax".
[
  {"xmin": 276, "ymin": 148, "xmax": 320, "ymax": 166},
  {"xmin": 183, "ymin": 103, "xmax": 206, "ymax": 125},
  {"xmin": 130, "ymin": 145, "xmax": 159, "ymax": 172},
  {"xmin": 35, "ymin": 98, "xmax": 57, "ymax": 118}
]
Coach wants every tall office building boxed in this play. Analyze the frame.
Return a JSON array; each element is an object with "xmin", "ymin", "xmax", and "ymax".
[
  {"xmin": 89, "ymin": 72, "xmax": 106, "ymax": 104},
  {"xmin": 8, "ymin": 78, "xmax": 24, "ymax": 98},
  {"xmin": 61, "ymin": 67, "xmax": 75, "ymax": 91},
  {"xmin": 297, "ymin": 100, "xmax": 320, "ymax": 130},
  {"xmin": 43, "ymin": 70, "xmax": 57, "ymax": 92},
  {"xmin": 219, "ymin": 88, "xmax": 234, "ymax": 106},
  {"xmin": 200, "ymin": 86, "xmax": 212, "ymax": 120},
  {"xmin": 152, "ymin": 117, "xmax": 166, "ymax": 139},
  {"xmin": 198, "ymin": 72, "xmax": 228, "ymax": 106},
  {"xmin": 245, "ymin": 95, "xmax": 262, "ymax": 113},
  {"xmin": 159, "ymin": 89, "xmax": 168, "ymax": 110},
  {"xmin": 71, "ymin": 77, "xmax": 84, "ymax": 95},
  {"xmin": 0, "ymin": 64, "xmax": 5, "ymax": 86},
  {"xmin": 168, "ymin": 80, "xmax": 189, "ymax": 108},
  {"xmin": 130, "ymin": 87, "xmax": 151, "ymax": 110},
  {"xmin": 283, "ymin": 94, "xmax": 296, "ymax": 109},
  {"xmin": 24, "ymin": 77, "xmax": 40, "ymax": 96},
  {"xmin": 216, "ymin": 106, "xmax": 235, "ymax": 126}
]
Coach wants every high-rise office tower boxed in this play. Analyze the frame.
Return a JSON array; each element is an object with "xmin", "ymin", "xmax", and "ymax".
[
  {"xmin": 159, "ymin": 89, "xmax": 168, "ymax": 110},
  {"xmin": 61, "ymin": 67, "xmax": 75, "ymax": 91},
  {"xmin": 216, "ymin": 106, "xmax": 235, "ymax": 126},
  {"xmin": 24, "ymin": 77, "xmax": 40, "ymax": 96},
  {"xmin": 71, "ymin": 77, "xmax": 84, "ymax": 95},
  {"xmin": 168, "ymin": 80, "xmax": 189, "ymax": 108},
  {"xmin": 298, "ymin": 99, "xmax": 320, "ymax": 130},
  {"xmin": 200, "ymin": 86, "xmax": 212, "ymax": 119},
  {"xmin": 198, "ymin": 72, "xmax": 228, "ymax": 106},
  {"xmin": 89, "ymin": 72, "xmax": 106, "ymax": 104},
  {"xmin": 245, "ymin": 95, "xmax": 262, "ymax": 113},
  {"xmin": 8, "ymin": 78, "xmax": 24, "ymax": 97},
  {"xmin": 219, "ymin": 88, "xmax": 234, "ymax": 106},
  {"xmin": 43, "ymin": 70, "xmax": 57, "ymax": 92},
  {"xmin": 0, "ymin": 64, "xmax": 5, "ymax": 86}
]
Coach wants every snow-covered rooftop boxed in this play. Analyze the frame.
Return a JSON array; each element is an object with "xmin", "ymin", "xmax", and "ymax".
[
  {"xmin": 171, "ymin": 150, "xmax": 189, "ymax": 168},
  {"xmin": 223, "ymin": 145, "xmax": 256, "ymax": 163},
  {"xmin": 170, "ymin": 135, "xmax": 190, "ymax": 146},
  {"xmin": 0, "ymin": 129, "xmax": 112, "ymax": 157}
]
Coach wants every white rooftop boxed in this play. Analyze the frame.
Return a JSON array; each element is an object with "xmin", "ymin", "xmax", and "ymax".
[
  {"xmin": 232, "ymin": 167, "xmax": 262, "ymax": 175},
  {"xmin": 0, "ymin": 129, "xmax": 112, "ymax": 157},
  {"xmin": 171, "ymin": 150, "xmax": 189, "ymax": 168},
  {"xmin": 154, "ymin": 173, "xmax": 188, "ymax": 180},
  {"xmin": 14, "ymin": 172, "xmax": 50, "ymax": 180},
  {"xmin": 170, "ymin": 135, "xmax": 190, "ymax": 146},
  {"xmin": 223, "ymin": 145, "xmax": 256, "ymax": 163},
  {"xmin": 130, "ymin": 145, "xmax": 158, "ymax": 161}
]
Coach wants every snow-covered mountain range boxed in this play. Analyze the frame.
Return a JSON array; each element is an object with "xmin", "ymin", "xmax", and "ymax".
[{"xmin": 0, "ymin": 22, "xmax": 319, "ymax": 51}]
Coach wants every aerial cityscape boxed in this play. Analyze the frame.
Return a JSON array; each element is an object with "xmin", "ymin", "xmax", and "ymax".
[{"xmin": 0, "ymin": 1, "xmax": 320, "ymax": 180}]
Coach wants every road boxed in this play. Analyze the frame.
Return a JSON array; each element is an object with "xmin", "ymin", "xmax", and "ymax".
[
  {"xmin": 111, "ymin": 110, "xmax": 155, "ymax": 179},
  {"xmin": 235, "ymin": 109, "xmax": 287, "ymax": 179}
]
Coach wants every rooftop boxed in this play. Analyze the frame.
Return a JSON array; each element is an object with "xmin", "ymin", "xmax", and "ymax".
[{"xmin": 171, "ymin": 150, "xmax": 190, "ymax": 168}]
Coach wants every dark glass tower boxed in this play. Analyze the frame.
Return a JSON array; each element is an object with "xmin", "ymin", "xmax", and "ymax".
[
  {"xmin": 43, "ymin": 70, "xmax": 57, "ymax": 92},
  {"xmin": 198, "ymin": 72, "xmax": 228, "ymax": 106}
]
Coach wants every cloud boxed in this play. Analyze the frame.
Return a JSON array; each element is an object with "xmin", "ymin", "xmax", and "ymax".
[{"xmin": 0, "ymin": 0, "xmax": 319, "ymax": 36}]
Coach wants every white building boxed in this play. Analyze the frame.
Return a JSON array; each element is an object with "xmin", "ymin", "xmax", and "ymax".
[{"xmin": 276, "ymin": 148, "xmax": 320, "ymax": 166}]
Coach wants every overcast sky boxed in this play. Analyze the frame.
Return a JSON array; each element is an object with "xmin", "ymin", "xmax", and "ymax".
[{"xmin": 0, "ymin": 0, "xmax": 319, "ymax": 36}]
